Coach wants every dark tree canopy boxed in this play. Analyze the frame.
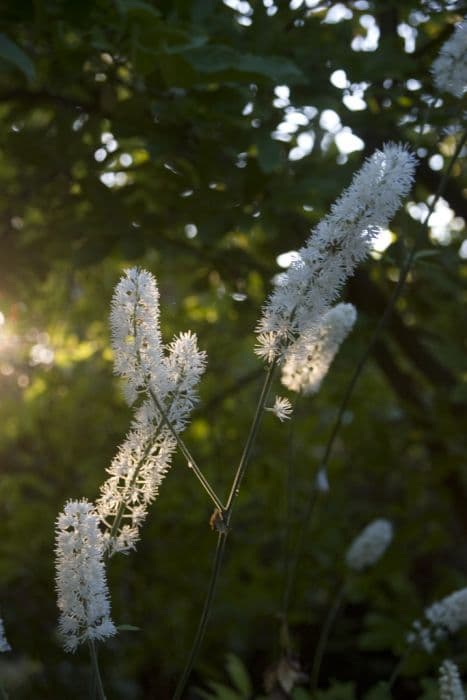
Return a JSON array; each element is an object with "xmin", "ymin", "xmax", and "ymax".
[{"xmin": 0, "ymin": 1, "xmax": 465, "ymax": 698}]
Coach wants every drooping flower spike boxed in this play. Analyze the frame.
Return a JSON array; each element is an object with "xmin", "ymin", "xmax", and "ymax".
[
  {"xmin": 256, "ymin": 144, "xmax": 416, "ymax": 363},
  {"xmin": 281, "ymin": 303, "xmax": 357, "ymax": 395}
]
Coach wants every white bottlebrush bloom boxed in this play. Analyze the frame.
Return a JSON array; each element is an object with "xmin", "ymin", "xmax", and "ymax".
[
  {"xmin": 0, "ymin": 617, "xmax": 10, "ymax": 653},
  {"xmin": 55, "ymin": 500, "xmax": 116, "ymax": 652},
  {"xmin": 265, "ymin": 395, "xmax": 293, "ymax": 422},
  {"xmin": 255, "ymin": 144, "xmax": 416, "ymax": 363},
  {"xmin": 439, "ymin": 660, "xmax": 465, "ymax": 700},
  {"xmin": 409, "ymin": 587, "xmax": 467, "ymax": 653},
  {"xmin": 345, "ymin": 518, "xmax": 393, "ymax": 571},
  {"xmin": 432, "ymin": 22, "xmax": 467, "ymax": 98},
  {"xmin": 98, "ymin": 268, "xmax": 207, "ymax": 554},
  {"xmin": 281, "ymin": 303, "xmax": 357, "ymax": 395}
]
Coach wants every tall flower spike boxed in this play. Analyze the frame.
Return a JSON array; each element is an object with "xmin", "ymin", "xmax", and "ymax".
[
  {"xmin": 110, "ymin": 267, "xmax": 166, "ymax": 406},
  {"xmin": 345, "ymin": 518, "xmax": 393, "ymax": 571},
  {"xmin": 281, "ymin": 303, "xmax": 357, "ymax": 395},
  {"xmin": 439, "ymin": 660, "xmax": 465, "ymax": 700},
  {"xmin": 97, "ymin": 269, "xmax": 207, "ymax": 554},
  {"xmin": 0, "ymin": 617, "xmax": 10, "ymax": 653},
  {"xmin": 55, "ymin": 500, "xmax": 116, "ymax": 652},
  {"xmin": 256, "ymin": 144, "xmax": 416, "ymax": 362},
  {"xmin": 432, "ymin": 22, "xmax": 467, "ymax": 98},
  {"xmin": 408, "ymin": 587, "xmax": 467, "ymax": 653}
]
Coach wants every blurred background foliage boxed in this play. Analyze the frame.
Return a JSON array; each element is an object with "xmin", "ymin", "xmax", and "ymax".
[{"xmin": 0, "ymin": 0, "xmax": 465, "ymax": 697}]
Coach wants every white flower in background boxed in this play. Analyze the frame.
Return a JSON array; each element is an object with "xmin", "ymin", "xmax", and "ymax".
[
  {"xmin": 409, "ymin": 587, "xmax": 467, "ymax": 653},
  {"xmin": 97, "ymin": 268, "xmax": 207, "ymax": 554},
  {"xmin": 55, "ymin": 500, "xmax": 116, "ymax": 652},
  {"xmin": 281, "ymin": 303, "xmax": 357, "ymax": 395},
  {"xmin": 345, "ymin": 518, "xmax": 393, "ymax": 571},
  {"xmin": 266, "ymin": 396, "xmax": 293, "ymax": 422},
  {"xmin": 0, "ymin": 617, "xmax": 11, "ymax": 653},
  {"xmin": 439, "ymin": 660, "xmax": 465, "ymax": 700},
  {"xmin": 432, "ymin": 22, "xmax": 467, "ymax": 98},
  {"xmin": 255, "ymin": 144, "xmax": 416, "ymax": 363}
]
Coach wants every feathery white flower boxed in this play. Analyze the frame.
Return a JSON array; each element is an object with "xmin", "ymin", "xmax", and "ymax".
[
  {"xmin": 98, "ymin": 269, "xmax": 207, "ymax": 554},
  {"xmin": 439, "ymin": 660, "xmax": 465, "ymax": 700},
  {"xmin": 0, "ymin": 617, "xmax": 10, "ymax": 653},
  {"xmin": 345, "ymin": 518, "xmax": 393, "ymax": 571},
  {"xmin": 409, "ymin": 587, "xmax": 467, "ymax": 653},
  {"xmin": 281, "ymin": 303, "xmax": 357, "ymax": 395},
  {"xmin": 255, "ymin": 144, "xmax": 416, "ymax": 363},
  {"xmin": 55, "ymin": 500, "xmax": 116, "ymax": 652},
  {"xmin": 432, "ymin": 22, "xmax": 467, "ymax": 98},
  {"xmin": 266, "ymin": 396, "xmax": 293, "ymax": 422}
]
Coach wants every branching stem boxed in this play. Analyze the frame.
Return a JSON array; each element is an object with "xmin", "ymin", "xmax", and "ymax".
[{"xmin": 172, "ymin": 362, "xmax": 277, "ymax": 700}]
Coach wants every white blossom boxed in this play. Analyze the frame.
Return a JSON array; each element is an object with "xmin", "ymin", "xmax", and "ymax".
[
  {"xmin": 0, "ymin": 617, "xmax": 10, "ymax": 653},
  {"xmin": 439, "ymin": 660, "xmax": 465, "ymax": 700},
  {"xmin": 409, "ymin": 587, "xmax": 467, "ymax": 653},
  {"xmin": 55, "ymin": 500, "xmax": 116, "ymax": 652},
  {"xmin": 97, "ymin": 269, "xmax": 207, "ymax": 554},
  {"xmin": 265, "ymin": 395, "xmax": 293, "ymax": 422},
  {"xmin": 345, "ymin": 518, "xmax": 393, "ymax": 571},
  {"xmin": 281, "ymin": 303, "xmax": 357, "ymax": 395},
  {"xmin": 255, "ymin": 144, "xmax": 416, "ymax": 363},
  {"xmin": 432, "ymin": 22, "xmax": 467, "ymax": 98}
]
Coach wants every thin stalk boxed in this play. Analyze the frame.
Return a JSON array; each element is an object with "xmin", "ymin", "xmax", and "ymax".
[
  {"xmin": 172, "ymin": 362, "xmax": 277, "ymax": 700},
  {"xmin": 387, "ymin": 647, "xmax": 412, "ymax": 691},
  {"xmin": 318, "ymin": 127, "xmax": 466, "ymax": 483},
  {"xmin": 225, "ymin": 361, "xmax": 277, "ymax": 518},
  {"xmin": 88, "ymin": 639, "xmax": 107, "ymax": 700},
  {"xmin": 0, "ymin": 681, "xmax": 9, "ymax": 700},
  {"xmin": 282, "ymin": 486, "xmax": 319, "ymax": 620},
  {"xmin": 310, "ymin": 579, "xmax": 347, "ymax": 694},
  {"xmin": 148, "ymin": 387, "xmax": 224, "ymax": 512},
  {"xmin": 172, "ymin": 532, "xmax": 227, "ymax": 700}
]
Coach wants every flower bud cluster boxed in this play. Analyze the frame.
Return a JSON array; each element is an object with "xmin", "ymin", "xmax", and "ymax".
[{"xmin": 439, "ymin": 660, "xmax": 465, "ymax": 700}]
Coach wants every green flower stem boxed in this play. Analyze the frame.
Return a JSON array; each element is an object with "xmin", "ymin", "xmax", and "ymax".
[
  {"xmin": 147, "ymin": 386, "xmax": 224, "ymax": 512},
  {"xmin": 89, "ymin": 639, "xmax": 107, "ymax": 700},
  {"xmin": 310, "ymin": 579, "xmax": 347, "ymax": 694},
  {"xmin": 0, "ymin": 680, "xmax": 9, "ymax": 700},
  {"xmin": 172, "ymin": 361, "xmax": 277, "ymax": 700}
]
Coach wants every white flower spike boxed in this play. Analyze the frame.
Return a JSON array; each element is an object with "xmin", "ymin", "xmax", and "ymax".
[
  {"xmin": 432, "ymin": 22, "xmax": 467, "ymax": 98},
  {"xmin": 97, "ymin": 268, "xmax": 207, "ymax": 554},
  {"xmin": 55, "ymin": 499, "xmax": 117, "ymax": 652},
  {"xmin": 439, "ymin": 660, "xmax": 465, "ymax": 700},
  {"xmin": 409, "ymin": 586, "xmax": 467, "ymax": 653},
  {"xmin": 256, "ymin": 144, "xmax": 416, "ymax": 363},
  {"xmin": 346, "ymin": 518, "xmax": 393, "ymax": 571},
  {"xmin": 281, "ymin": 303, "xmax": 357, "ymax": 395},
  {"xmin": 0, "ymin": 617, "xmax": 10, "ymax": 653}
]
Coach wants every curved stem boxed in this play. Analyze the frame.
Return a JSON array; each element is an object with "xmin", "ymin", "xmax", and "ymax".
[
  {"xmin": 318, "ymin": 127, "xmax": 467, "ymax": 484},
  {"xmin": 310, "ymin": 580, "xmax": 347, "ymax": 694},
  {"xmin": 172, "ymin": 362, "xmax": 277, "ymax": 700},
  {"xmin": 89, "ymin": 639, "xmax": 107, "ymax": 700}
]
